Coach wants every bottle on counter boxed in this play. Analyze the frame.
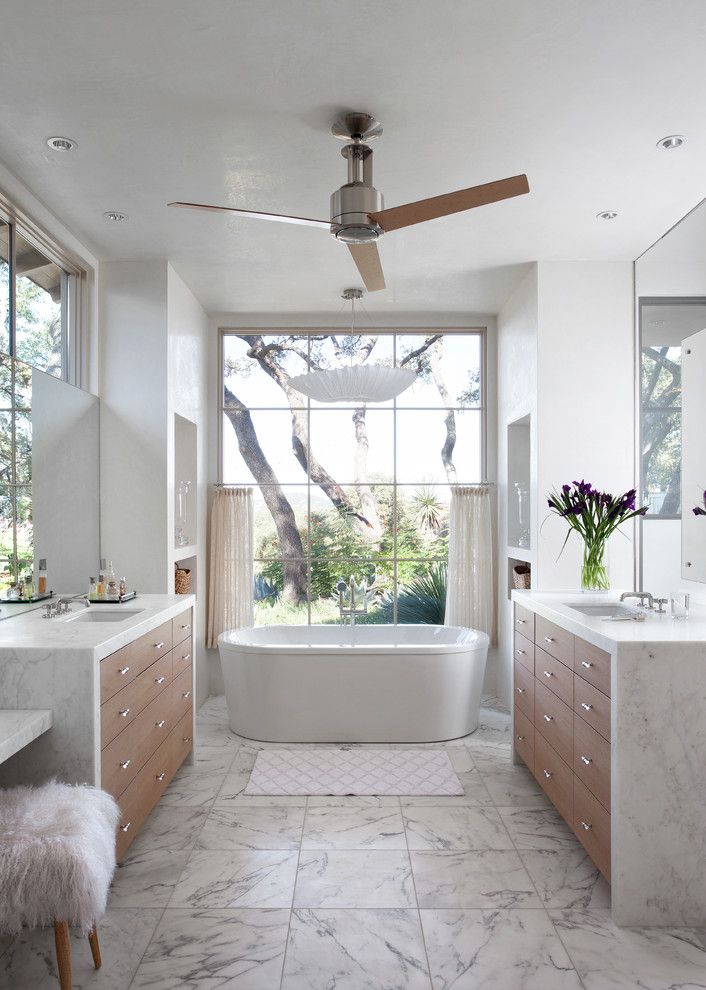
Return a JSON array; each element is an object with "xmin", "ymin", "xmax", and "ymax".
[
  {"xmin": 97, "ymin": 558, "xmax": 107, "ymax": 600},
  {"xmin": 6, "ymin": 583, "xmax": 20, "ymax": 601},
  {"xmin": 119, "ymin": 576, "xmax": 127, "ymax": 598},
  {"xmin": 37, "ymin": 558, "xmax": 47, "ymax": 596},
  {"xmin": 106, "ymin": 560, "xmax": 119, "ymax": 601},
  {"xmin": 17, "ymin": 575, "xmax": 25, "ymax": 600},
  {"xmin": 89, "ymin": 576, "xmax": 97, "ymax": 600}
]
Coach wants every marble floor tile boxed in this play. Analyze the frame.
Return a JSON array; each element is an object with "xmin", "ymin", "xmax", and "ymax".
[
  {"xmin": 444, "ymin": 746, "xmax": 475, "ymax": 772},
  {"xmin": 551, "ymin": 908, "xmax": 706, "ymax": 989},
  {"xmin": 130, "ymin": 908, "xmax": 290, "ymax": 989},
  {"xmin": 0, "ymin": 907, "xmax": 162, "ymax": 990},
  {"xmin": 475, "ymin": 764, "xmax": 551, "ymax": 808},
  {"xmin": 520, "ymin": 849, "xmax": 611, "ymax": 910},
  {"xmin": 403, "ymin": 806, "xmax": 514, "ymax": 851},
  {"xmin": 159, "ymin": 768, "xmax": 227, "ymax": 807},
  {"xmin": 230, "ymin": 745, "xmax": 260, "ymax": 772},
  {"xmin": 307, "ymin": 794, "xmax": 401, "ymax": 808},
  {"xmin": 421, "ymin": 908, "xmax": 582, "ymax": 989},
  {"xmin": 197, "ymin": 805, "xmax": 305, "ymax": 850},
  {"xmin": 126, "ymin": 805, "xmax": 209, "ymax": 855},
  {"xmin": 401, "ymin": 769, "xmax": 493, "ymax": 808},
  {"xmin": 170, "ymin": 848, "xmax": 298, "ymax": 908},
  {"xmin": 499, "ymin": 806, "xmax": 580, "ymax": 850},
  {"xmin": 215, "ymin": 768, "xmax": 307, "ymax": 806},
  {"xmin": 281, "ymin": 908, "xmax": 431, "ymax": 990},
  {"xmin": 294, "ymin": 850, "xmax": 415, "ymax": 908},
  {"xmin": 301, "ymin": 804, "xmax": 407, "ymax": 850},
  {"xmin": 109, "ymin": 847, "xmax": 191, "ymax": 908},
  {"xmin": 411, "ymin": 849, "xmax": 541, "ymax": 909}
]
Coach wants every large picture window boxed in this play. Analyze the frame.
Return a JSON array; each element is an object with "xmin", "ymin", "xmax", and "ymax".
[{"xmin": 220, "ymin": 330, "xmax": 485, "ymax": 624}]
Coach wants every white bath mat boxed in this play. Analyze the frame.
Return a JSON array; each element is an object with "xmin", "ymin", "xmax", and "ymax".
[{"xmin": 244, "ymin": 749, "xmax": 464, "ymax": 796}]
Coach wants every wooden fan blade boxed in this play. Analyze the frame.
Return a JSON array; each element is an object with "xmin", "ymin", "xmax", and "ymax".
[
  {"xmin": 368, "ymin": 174, "xmax": 530, "ymax": 233},
  {"xmin": 168, "ymin": 201, "xmax": 331, "ymax": 229},
  {"xmin": 347, "ymin": 242, "xmax": 386, "ymax": 292}
]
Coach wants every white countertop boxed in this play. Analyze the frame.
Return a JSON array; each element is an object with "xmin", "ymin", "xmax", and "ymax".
[
  {"xmin": 512, "ymin": 590, "xmax": 706, "ymax": 652},
  {"xmin": 0, "ymin": 709, "xmax": 53, "ymax": 763},
  {"xmin": 0, "ymin": 593, "xmax": 195, "ymax": 660}
]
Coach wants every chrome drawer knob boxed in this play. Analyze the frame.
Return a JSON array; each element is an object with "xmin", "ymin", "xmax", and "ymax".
[
  {"xmin": 181, "ymin": 623, "xmax": 191, "ymax": 631},
  {"xmin": 154, "ymin": 641, "xmax": 165, "ymax": 649},
  {"xmin": 543, "ymin": 714, "xmax": 554, "ymax": 722},
  {"xmin": 543, "ymin": 769, "xmax": 553, "ymax": 779},
  {"xmin": 580, "ymin": 820, "xmax": 592, "ymax": 830},
  {"xmin": 543, "ymin": 670, "xmax": 553, "ymax": 678},
  {"xmin": 516, "ymin": 649, "xmax": 526, "ymax": 655},
  {"xmin": 155, "ymin": 676, "xmax": 166, "ymax": 684},
  {"xmin": 517, "ymin": 618, "xmax": 526, "ymax": 624},
  {"xmin": 517, "ymin": 735, "xmax": 525, "ymax": 741},
  {"xmin": 183, "ymin": 736, "xmax": 191, "ymax": 743},
  {"xmin": 156, "ymin": 771, "xmax": 166, "ymax": 781},
  {"xmin": 580, "ymin": 755, "xmax": 592, "ymax": 765},
  {"xmin": 156, "ymin": 719, "xmax": 166, "ymax": 728},
  {"xmin": 580, "ymin": 702, "xmax": 593, "ymax": 711},
  {"xmin": 182, "ymin": 690, "xmax": 191, "ymax": 699},
  {"xmin": 119, "ymin": 666, "xmax": 130, "ymax": 675},
  {"xmin": 516, "ymin": 687, "xmax": 526, "ymax": 694},
  {"xmin": 182, "ymin": 654, "xmax": 192, "ymax": 662},
  {"xmin": 580, "ymin": 660, "xmax": 593, "ymax": 668},
  {"xmin": 544, "ymin": 636, "xmax": 555, "ymax": 643},
  {"xmin": 121, "ymin": 821, "xmax": 131, "ymax": 833},
  {"xmin": 119, "ymin": 708, "xmax": 130, "ymax": 718},
  {"xmin": 120, "ymin": 759, "xmax": 131, "ymax": 770}
]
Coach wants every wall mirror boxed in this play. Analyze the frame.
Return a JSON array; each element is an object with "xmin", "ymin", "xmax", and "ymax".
[
  {"xmin": 635, "ymin": 196, "xmax": 706, "ymax": 592},
  {"xmin": 0, "ymin": 353, "xmax": 100, "ymax": 601}
]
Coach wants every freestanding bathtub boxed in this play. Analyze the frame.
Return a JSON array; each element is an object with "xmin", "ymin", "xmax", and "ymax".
[{"xmin": 218, "ymin": 624, "xmax": 489, "ymax": 742}]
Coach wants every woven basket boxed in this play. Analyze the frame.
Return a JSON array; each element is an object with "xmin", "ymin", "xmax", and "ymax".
[
  {"xmin": 512, "ymin": 563, "xmax": 531, "ymax": 590},
  {"xmin": 175, "ymin": 566, "xmax": 191, "ymax": 595}
]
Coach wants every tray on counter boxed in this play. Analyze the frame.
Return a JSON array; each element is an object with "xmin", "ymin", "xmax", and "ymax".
[
  {"xmin": 3, "ymin": 590, "xmax": 54, "ymax": 604},
  {"xmin": 87, "ymin": 591, "xmax": 138, "ymax": 604}
]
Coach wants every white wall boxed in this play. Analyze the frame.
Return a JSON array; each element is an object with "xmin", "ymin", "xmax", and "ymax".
[
  {"xmin": 536, "ymin": 262, "xmax": 636, "ymax": 591},
  {"xmin": 496, "ymin": 265, "xmax": 538, "ymax": 707}
]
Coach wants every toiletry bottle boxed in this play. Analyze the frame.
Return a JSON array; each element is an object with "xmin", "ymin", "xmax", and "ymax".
[
  {"xmin": 97, "ymin": 558, "xmax": 107, "ymax": 600},
  {"xmin": 106, "ymin": 560, "xmax": 119, "ymax": 601},
  {"xmin": 89, "ymin": 577, "xmax": 97, "ymax": 600},
  {"xmin": 37, "ymin": 558, "xmax": 47, "ymax": 596},
  {"xmin": 17, "ymin": 576, "xmax": 25, "ymax": 600},
  {"xmin": 119, "ymin": 576, "xmax": 127, "ymax": 598}
]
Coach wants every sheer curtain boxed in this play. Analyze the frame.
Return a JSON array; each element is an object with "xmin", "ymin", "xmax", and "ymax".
[
  {"xmin": 207, "ymin": 486, "xmax": 254, "ymax": 648},
  {"xmin": 445, "ymin": 485, "xmax": 496, "ymax": 642}
]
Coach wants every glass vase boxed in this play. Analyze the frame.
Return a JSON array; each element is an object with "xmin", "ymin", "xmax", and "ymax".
[{"xmin": 581, "ymin": 540, "xmax": 610, "ymax": 592}]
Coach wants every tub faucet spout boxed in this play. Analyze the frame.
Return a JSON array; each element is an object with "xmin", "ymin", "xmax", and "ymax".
[{"xmin": 336, "ymin": 576, "xmax": 371, "ymax": 627}]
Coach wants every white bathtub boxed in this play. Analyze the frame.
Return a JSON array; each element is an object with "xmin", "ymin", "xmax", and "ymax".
[{"xmin": 218, "ymin": 624, "xmax": 489, "ymax": 742}]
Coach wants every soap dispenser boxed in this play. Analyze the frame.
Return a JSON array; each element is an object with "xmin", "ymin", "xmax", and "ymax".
[
  {"xmin": 37, "ymin": 559, "xmax": 47, "ymax": 597},
  {"xmin": 106, "ymin": 560, "xmax": 119, "ymax": 601}
]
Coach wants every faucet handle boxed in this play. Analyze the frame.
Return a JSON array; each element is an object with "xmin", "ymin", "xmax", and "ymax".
[{"xmin": 653, "ymin": 598, "xmax": 668, "ymax": 613}]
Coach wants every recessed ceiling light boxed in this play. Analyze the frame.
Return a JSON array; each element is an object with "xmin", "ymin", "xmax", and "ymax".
[
  {"xmin": 103, "ymin": 211, "xmax": 128, "ymax": 222},
  {"xmin": 656, "ymin": 134, "xmax": 686, "ymax": 151},
  {"xmin": 596, "ymin": 210, "xmax": 618, "ymax": 221},
  {"xmin": 46, "ymin": 136, "xmax": 77, "ymax": 152}
]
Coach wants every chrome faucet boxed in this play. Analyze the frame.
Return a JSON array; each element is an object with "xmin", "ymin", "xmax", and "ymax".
[
  {"xmin": 44, "ymin": 594, "xmax": 91, "ymax": 617},
  {"xmin": 620, "ymin": 591, "xmax": 654, "ymax": 609},
  {"xmin": 336, "ymin": 576, "xmax": 374, "ymax": 627}
]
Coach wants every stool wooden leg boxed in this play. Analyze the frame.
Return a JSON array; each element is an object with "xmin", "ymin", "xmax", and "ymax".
[
  {"xmin": 53, "ymin": 919, "xmax": 72, "ymax": 990},
  {"xmin": 88, "ymin": 923, "xmax": 102, "ymax": 970}
]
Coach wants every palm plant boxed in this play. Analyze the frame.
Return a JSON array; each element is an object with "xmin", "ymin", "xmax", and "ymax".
[
  {"xmin": 378, "ymin": 563, "xmax": 447, "ymax": 624},
  {"xmin": 413, "ymin": 487, "xmax": 445, "ymax": 534}
]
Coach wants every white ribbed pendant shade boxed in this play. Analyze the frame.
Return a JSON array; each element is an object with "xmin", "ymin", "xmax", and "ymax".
[{"xmin": 289, "ymin": 365, "xmax": 416, "ymax": 403}]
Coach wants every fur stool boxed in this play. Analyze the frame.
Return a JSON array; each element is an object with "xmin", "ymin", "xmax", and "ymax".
[{"xmin": 0, "ymin": 780, "xmax": 119, "ymax": 989}]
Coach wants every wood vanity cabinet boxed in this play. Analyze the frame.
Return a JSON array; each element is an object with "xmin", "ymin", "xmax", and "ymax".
[
  {"xmin": 100, "ymin": 607, "xmax": 194, "ymax": 860},
  {"xmin": 513, "ymin": 604, "xmax": 611, "ymax": 880}
]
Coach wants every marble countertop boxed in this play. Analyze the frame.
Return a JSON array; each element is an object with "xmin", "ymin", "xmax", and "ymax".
[
  {"xmin": 512, "ymin": 590, "xmax": 706, "ymax": 652},
  {"xmin": 0, "ymin": 709, "xmax": 53, "ymax": 763},
  {"xmin": 0, "ymin": 593, "xmax": 195, "ymax": 660}
]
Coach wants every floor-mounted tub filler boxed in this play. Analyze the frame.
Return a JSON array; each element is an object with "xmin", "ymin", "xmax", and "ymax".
[{"xmin": 218, "ymin": 624, "xmax": 489, "ymax": 742}]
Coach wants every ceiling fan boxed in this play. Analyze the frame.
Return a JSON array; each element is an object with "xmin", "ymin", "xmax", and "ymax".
[{"xmin": 168, "ymin": 111, "xmax": 529, "ymax": 293}]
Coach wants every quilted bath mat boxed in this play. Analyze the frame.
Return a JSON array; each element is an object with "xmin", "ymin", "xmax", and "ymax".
[{"xmin": 244, "ymin": 748, "xmax": 464, "ymax": 796}]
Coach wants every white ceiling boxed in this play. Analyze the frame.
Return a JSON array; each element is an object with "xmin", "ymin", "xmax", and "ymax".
[{"xmin": 1, "ymin": 0, "xmax": 705, "ymax": 316}]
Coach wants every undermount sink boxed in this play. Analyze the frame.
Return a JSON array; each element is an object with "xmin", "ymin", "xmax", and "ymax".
[
  {"xmin": 563, "ymin": 603, "xmax": 637, "ymax": 618},
  {"xmin": 65, "ymin": 609, "xmax": 145, "ymax": 623}
]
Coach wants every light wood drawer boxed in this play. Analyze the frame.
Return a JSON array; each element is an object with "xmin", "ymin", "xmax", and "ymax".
[
  {"xmin": 513, "ymin": 660, "xmax": 534, "ymax": 719},
  {"xmin": 513, "ymin": 707, "xmax": 534, "ymax": 770},
  {"xmin": 514, "ymin": 603, "xmax": 535, "ymax": 641},
  {"xmin": 574, "ymin": 714, "xmax": 611, "ymax": 811},
  {"xmin": 102, "ymin": 688, "xmax": 176, "ymax": 799},
  {"xmin": 573, "ymin": 636, "xmax": 611, "ymax": 697},
  {"xmin": 534, "ymin": 678, "xmax": 573, "ymax": 766},
  {"xmin": 573, "ymin": 776, "xmax": 611, "ymax": 880},
  {"xmin": 172, "ymin": 608, "xmax": 193, "ymax": 648},
  {"xmin": 101, "ymin": 651, "xmax": 174, "ymax": 749},
  {"xmin": 535, "ymin": 615, "xmax": 574, "ymax": 668},
  {"xmin": 172, "ymin": 642, "xmax": 193, "ymax": 678},
  {"xmin": 172, "ymin": 665, "xmax": 193, "ymax": 723},
  {"xmin": 534, "ymin": 645, "xmax": 573, "ymax": 708},
  {"xmin": 172, "ymin": 708, "xmax": 194, "ymax": 769},
  {"xmin": 115, "ymin": 725, "xmax": 180, "ymax": 860},
  {"xmin": 100, "ymin": 619, "xmax": 173, "ymax": 704},
  {"xmin": 513, "ymin": 631, "xmax": 534, "ymax": 673},
  {"xmin": 574, "ymin": 675, "xmax": 611, "ymax": 742},
  {"xmin": 534, "ymin": 730, "xmax": 573, "ymax": 823}
]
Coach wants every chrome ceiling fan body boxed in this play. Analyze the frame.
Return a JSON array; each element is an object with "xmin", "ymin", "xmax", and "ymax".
[{"xmin": 169, "ymin": 110, "xmax": 529, "ymax": 293}]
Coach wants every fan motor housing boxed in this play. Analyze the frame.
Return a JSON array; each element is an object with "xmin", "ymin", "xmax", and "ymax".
[{"xmin": 330, "ymin": 182, "xmax": 384, "ymax": 243}]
